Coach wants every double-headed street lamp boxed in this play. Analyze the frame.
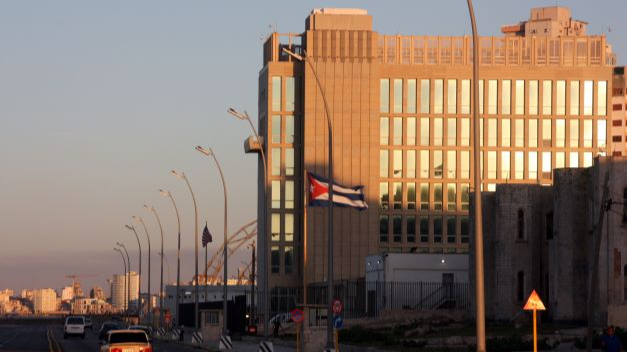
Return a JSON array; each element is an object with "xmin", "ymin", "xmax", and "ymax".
[
  {"xmin": 160, "ymin": 189, "xmax": 182, "ymax": 328},
  {"xmin": 125, "ymin": 225, "xmax": 142, "ymax": 318},
  {"xmin": 113, "ymin": 247, "xmax": 128, "ymax": 316},
  {"xmin": 195, "ymin": 146, "xmax": 229, "ymax": 337},
  {"xmin": 228, "ymin": 107, "xmax": 267, "ymax": 337},
  {"xmin": 133, "ymin": 215, "xmax": 152, "ymax": 322},
  {"xmin": 171, "ymin": 170, "xmax": 200, "ymax": 330},
  {"xmin": 116, "ymin": 242, "xmax": 131, "ymax": 316},
  {"xmin": 145, "ymin": 205, "xmax": 165, "ymax": 327}
]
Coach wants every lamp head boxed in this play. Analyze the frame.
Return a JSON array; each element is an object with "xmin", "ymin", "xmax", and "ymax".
[
  {"xmin": 125, "ymin": 225, "xmax": 134, "ymax": 231},
  {"xmin": 170, "ymin": 170, "xmax": 184, "ymax": 179},
  {"xmin": 144, "ymin": 205, "xmax": 154, "ymax": 212},
  {"xmin": 195, "ymin": 145, "xmax": 211, "ymax": 156},
  {"xmin": 282, "ymin": 47, "xmax": 304, "ymax": 61},
  {"xmin": 159, "ymin": 189, "xmax": 170, "ymax": 197},
  {"xmin": 227, "ymin": 108, "xmax": 246, "ymax": 120},
  {"xmin": 132, "ymin": 215, "xmax": 141, "ymax": 223}
]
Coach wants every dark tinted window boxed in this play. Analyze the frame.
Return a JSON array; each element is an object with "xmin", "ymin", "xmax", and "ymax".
[
  {"xmin": 67, "ymin": 317, "xmax": 84, "ymax": 324},
  {"xmin": 109, "ymin": 332, "xmax": 148, "ymax": 344}
]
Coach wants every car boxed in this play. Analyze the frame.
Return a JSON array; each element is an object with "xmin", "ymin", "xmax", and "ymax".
[
  {"xmin": 64, "ymin": 316, "xmax": 86, "ymax": 339},
  {"xmin": 99, "ymin": 330, "xmax": 151, "ymax": 352},
  {"xmin": 98, "ymin": 322, "xmax": 121, "ymax": 341},
  {"xmin": 85, "ymin": 317, "xmax": 93, "ymax": 330},
  {"xmin": 128, "ymin": 325, "xmax": 153, "ymax": 342}
]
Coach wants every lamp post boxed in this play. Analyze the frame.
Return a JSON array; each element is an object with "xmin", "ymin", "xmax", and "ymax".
[
  {"xmin": 228, "ymin": 107, "xmax": 267, "ymax": 336},
  {"xmin": 145, "ymin": 205, "xmax": 165, "ymax": 328},
  {"xmin": 114, "ymin": 247, "xmax": 128, "ymax": 316},
  {"xmin": 117, "ymin": 242, "xmax": 131, "ymax": 318},
  {"xmin": 133, "ymin": 215, "xmax": 152, "ymax": 324},
  {"xmin": 282, "ymin": 47, "xmax": 335, "ymax": 349},
  {"xmin": 159, "ymin": 252, "xmax": 172, "ymax": 285},
  {"xmin": 160, "ymin": 189, "xmax": 182, "ymax": 328},
  {"xmin": 125, "ymin": 225, "xmax": 142, "ymax": 319},
  {"xmin": 171, "ymin": 170, "xmax": 200, "ymax": 330},
  {"xmin": 195, "ymin": 146, "xmax": 229, "ymax": 337}
]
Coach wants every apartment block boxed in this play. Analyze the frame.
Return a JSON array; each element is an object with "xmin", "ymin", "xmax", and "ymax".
[{"xmin": 33, "ymin": 288, "xmax": 58, "ymax": 314}]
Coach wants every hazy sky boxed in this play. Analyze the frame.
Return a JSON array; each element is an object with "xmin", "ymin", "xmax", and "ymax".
[{"xmin": 1, "ymin": 0, "xmax": 625, "ymax": 295}]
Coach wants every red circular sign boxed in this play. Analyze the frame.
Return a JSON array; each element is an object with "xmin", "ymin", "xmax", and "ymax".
[
  {"xmin": 332, "ymin": 299, "xmax": 344, "ymax": 315},
  {"xmin": 291, "ymin": 309, "xmax": 304, "ymax": 324}
]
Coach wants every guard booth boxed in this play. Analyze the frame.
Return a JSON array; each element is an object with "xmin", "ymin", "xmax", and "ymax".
[{"xmin": 178, "ymin": 296, "xmax": 247, "ymax": 338}]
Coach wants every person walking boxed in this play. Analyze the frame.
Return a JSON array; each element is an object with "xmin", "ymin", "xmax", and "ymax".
[{"xmin": 601, "ymin": 326, "xmax": 622, "ymax": 352}]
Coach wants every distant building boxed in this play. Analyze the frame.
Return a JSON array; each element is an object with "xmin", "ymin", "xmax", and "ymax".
[
  {"xmin": 71, "ymin": 298, "xmax": 112, "ymax": 315},
  {"xmin": 61, "ymin": 286, "xmax": 74, "ymax": 301},
  {"xmin": 111, "ymin": 271, "xmax": 139, "ymax": 311},
  {"xmin": 90, "ymin": 287, "xmax": 106, "ymax": 301},
  {"xmin": 0, "ymin": 289, "xmax": 13, "ymax": 303},
  {"xmin": 20, "ymin": 289, "xmax": 33, "ymax": 300},
  {"xmin": 501, "ymin": 6, "xmax": 588, "ymax": 38},
  {"xmin": 33, "ymin": 288, "xmax": 58, "ymax": 314}
]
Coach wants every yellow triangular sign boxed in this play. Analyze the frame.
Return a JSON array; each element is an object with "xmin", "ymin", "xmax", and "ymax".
[{"xmin": 523, "ymin": 290, "xmax": 546, "ymax": 311}]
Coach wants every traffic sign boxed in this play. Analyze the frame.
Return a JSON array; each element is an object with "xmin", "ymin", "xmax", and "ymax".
[
  {"xmin": 333, "ymin": 315, "xmax": 343, "ymax": 329},
  {"xmin": 332, "ymin": 299, "xmax": 344, "ymax": 315},
  {"xmin": 523, "ymin": 290, "xmax": 546, "ymax": 311},
  {"xmin": 291, "ymin": 309, "xmax": 304, "ymax": 324}
]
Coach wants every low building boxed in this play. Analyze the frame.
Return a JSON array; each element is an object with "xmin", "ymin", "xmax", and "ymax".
[
  {"xmin": 0, "ymin": 289, "xmax": 13, "ymax": 303},
  {"xmin": 90, "ymin": 287, "xmax": 106, "ymax": 301},
  {"xmin": 163, "ymin": 284, "xmax": 252, "ymax": 324},
  {"xmin": 71, "ymin": 298, "xmax": 112, "ymax": 315},
  {"xmin": 61, "ymin": 286, "xmax": 74, "ymax": 302}
]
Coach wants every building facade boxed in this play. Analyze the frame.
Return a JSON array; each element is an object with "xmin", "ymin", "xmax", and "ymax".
[
  {"xmin": 61, "ymin": 286, "xmax": 74, "ymax": 301},
  {"xmin": 90, "ymin": 286, "xmax": 106, "ymax": 301},
  {"xmin": 111, "ymin": 271, "xmax": 139, "ymax": 311},
  {"xmin": 71, "ymin": 298, "xmax": 112, "ymax": 315},
  {"xmin": 33, "ymin": 288, "xmax": 58, "ymax": 314},
  {"xmin": 255, "ymin": 6, "xmax": 616, "ymax": 298},
  {"xmin": 611, "ymin": 67, "xmax": 627, "ymax": 156}
]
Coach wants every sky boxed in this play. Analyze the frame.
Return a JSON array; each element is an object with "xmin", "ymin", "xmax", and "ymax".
[{"xmin": 0, "ymin": 0, "xmax": 625, "ymax": 295}]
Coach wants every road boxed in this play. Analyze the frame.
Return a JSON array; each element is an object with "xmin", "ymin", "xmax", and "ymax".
[{"xmin": 0, "ymin": 325, "xmax": 50, "ymax": 352}]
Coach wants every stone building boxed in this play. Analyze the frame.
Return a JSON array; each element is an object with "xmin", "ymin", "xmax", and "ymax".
[{"xmin": 472, "ymin": 156, "xmax": 627, "ymax": 326}]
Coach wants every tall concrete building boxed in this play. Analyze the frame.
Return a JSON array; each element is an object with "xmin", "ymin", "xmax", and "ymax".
[
  {"xmin": 61, "ymin": 286, "xmax": 74, "ymax": 301},
  {"xmin": 111, "ymin": 271, "xmax": 139, "ymax": 311},
  {"xmin": 33, "ymin": 288, "xmax": 58, "ymax": 314},
  {"xmin": 254, "ymin": 6, "xmax": 616, "ymax": 299}
]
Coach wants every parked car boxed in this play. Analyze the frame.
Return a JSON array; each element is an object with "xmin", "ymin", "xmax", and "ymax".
[
  {"xmin": 99, "ymin": 330, "xmax": 151, "ymax": 352},
  {"xmin": 98, "ymin": 322, "xmax": 121, "ymax": 340},
  {"xmin": 64, "ymin": 316, "xmax": 86, "ymax": 339},
  {"xmin": 85, "ymin": 317, "xmax": 93, "ymax": 330},
  {"xmin": 128, "ymin": 325, "xmax": 152, "ymax": 342}
]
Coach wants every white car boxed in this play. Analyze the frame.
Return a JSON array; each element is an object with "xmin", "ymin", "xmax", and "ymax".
[
  {"xmin": 64, "ymin": 316, "xmax": 86, "ymax": 339},
  {"xmin": 99, "ymin": 330, "xmax": 151, "ymax": 352}
]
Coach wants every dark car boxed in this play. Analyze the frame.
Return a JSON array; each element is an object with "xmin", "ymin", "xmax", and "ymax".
[{"xmin": 98, "ymin": 322, "xmax": 121, "ymax": 340}]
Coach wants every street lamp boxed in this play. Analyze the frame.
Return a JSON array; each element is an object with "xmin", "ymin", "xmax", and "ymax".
[
  {"xmin": 160, "ymin": 189, "xmax": 182, "ymax": 328},
  {"xmin": 195, "ymin": 146, "xmax": 229, "ymax": 337},
  {"xmin": 159, "ymin": 252, "xmax": 172, "ymax": 284},
  {"xmin": 145, "ymin": 205, "xmax": 165, "ymax": 328},
  {"xmin": 228, "ymin": 107, "xmax": 267, "ymax": 337},
  {"xmin": 133, "ymin": 215, "xmax": 152, "ymax": 324},
  {"xmin": 117, "ymin": 242, "xmax": 131, "ymax": 318},
  {"xmin": 171, "ymin": 170, "xmax": 200, "ymax": 330},
  {"xmin": 125, "ymin": 224, "xmax": 142, "ymax": 319},
  {"xmin": 114, "ymin": 247, "xmax": 128, "ymax": 316},
  {"xmin": 283, "ymin": 47, "xmax": 335, "ymax": 349}
]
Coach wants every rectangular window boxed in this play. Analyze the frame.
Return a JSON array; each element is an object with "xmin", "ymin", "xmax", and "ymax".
[
  {"xmin": 447, "ymin": 183, "xmax": 456, "ymax": 211},
  {"xmin": 271, "ymin": 213, "xmax": 281, "ymax": 241},
  {"xmin": 479, "ymin": 80, "xmax": 484, "ymax": 114},
  {"xmin": 380, "ymin": 79, "xmax": 390, "ymax": 113},
  {"xmin": 583, "ymin": 119, "xmax": 593, "ymax": 147},
  {"xmin": 542, "ymin": 152, "xmax": 551, "ymax": 179},
  {"xmin": 556, "ymin": 80, "xmax": 566, "ymax": 115},
  {"xmin": 394, "ymin": 79, "xmax": 403, "ymax": 113},
  {"xmin": 434, "ymin": 79, "xmax": 444, "ymax": 114},
  {"xmin": 447, "ymin": 217, "xmax": 456, "ymax": 243},
  {"xmin": 380, "ymin": 150, "xmax": 389, "ymax": 177},
  {"xmin": 407, "ymin": 215, "xmax": 416, "ymax": 243},
  {"xmin": 420, "ymin": 216, "xmax": 429, "ymax": 243},
  {"xmin": 554, "ymin": 119, "xmax": 565, "ymax": 147},
  {"xmin": 502, "ymin": 151, "xmax": 511, "ymax": 179},
  {"xmin": 272, "ymin": 115, "xmax": 281, "ymax": 144},
  {"xmin": 570, "ymin": 120, "xmax": 579, "ymax": 147},
  {"xmin": 393, "ymin": 182, "xmax": 402, "ymax": 210},
  {"xmin": 407, "ymin": 150, "xmax": 416, "ymax": 178},
  {"xmin": 434, "ymin": 183, "xmax": 443, "ymax": 210},
  {"xmin": 543, "ymin": 80, "xmax": 552, "ymax": 115},
  {"xmin": 447, "ymin": 79, "xmax": 457, "ymax": 114},
  {"xmin": 393, "ymin": 117, "xmax": 402, "ymax": 145},
  {"xmin": 434, "ymin": 118, "xmax": 443, "ymax": 146},
  {"xmin": 461, "ymin": 151, "xmax": 470, "ymax": 179},
  {"xmin": 488, "ymin": 80, "xmax": 497, "ymax": 114},
  {"xmin": 480, "ymin": 118, "xmax": 484, "ymax": 147},
  {"xmin": 271, "ymin": 148, "xmax": 281, "ymax": 176},
  {"xmin": 488, "ymin": 118, "xmax": 497, "ymax": 147},
  {"xmin": 598, "ymin": 120, "xmax": 607, "ymax": 149},
  {"xmin": 598, "ymin": 81, "xmax": 607, "ymax": 116},
  {"xmin": 272, "ymin": 76, "xmax": 282, "ymax": 111},
  {"xmin": 487, "ymin": 151, "xmax": 497, "ymax": 179},
  {"xmin": 285, "ymin": 148, "xmax": 294, "ymax": 176},
  {"xmin": 529, "ymin": 151, "xmax": 538, "ymax": 180},
  {"xmin": 407, "ymin": 118, "xmax": 416, "ymax": 146},
  {"xmin": 515, "ymin": 80, "xmax": 525, "ymax": 115},
  {"xmin": 286, "ymin": 115, "xmax": 294, "ymax": 143},
  {"xmin": 502, "ymin": 80, "xmax": 511, "ymax": 115},
  {"xmin": 461, "ymin": 79, "xmax": 471, "ymax": 114},
  {"xmin": 420, "ymin": 183, "xmax": 429, "ymax": 210},
  {"xmin": 286, "ymin": 77, "xmax": 295, "ymax": 112},
  {"xmin": 515, "ymin": 151, "xmax": 524, "ymax": 180},
  {"xmin": 285, "ymin": 181, "xmax": 294, "ymax": 209},
  {"xmin": 420, "ymin": 118, "xmax": 430, "ymax": 146},
  {"xmin": 271, "ymin": 180, "xmax": 281, "ymax": 208},
  {"xmin": 583, "ymin": 152, "xmax": 593, "ymax": 167},
  {"xmin": 556, "ymin": 152, "xmax": 565, "ymax": 168},
  {"xmin": 542, "ymin": 119, "xmax": 552, "ymax": 147},
  {"xmin": 461, "ymin": 216, "xmax": 469, "ymax": 243},
  {"xmin": 284, "ymin": 246, "xmax": 294, "ymax": 274},
  {"xmin": 461, "ymin": 118, "xmax": 470, "ymax": 146},
  {"xmin": 515, "ymin": 119, "xmax": 525, "ymax": 147},
  {"xmin": 461, "ymin": 183, "xmax": 469, "ymax": 210},
  {"xmin": 379, "ymin": 182, "xmax": 389, "ymax": 209},
  {"xmin": 379, "ymin": 215, "xmax": 389, "ymax": 242},
  {"xmin": 434, "ymin": 217, "xmax": 443, "ymax": 243},
  {"xmin": 569, "ymin": 152, "xmax": 579, "ymax": 168},
  {"xmin": 420, "ymin": 79, "xmax": 430, "ymax": 114},
  {"xmin": 271, "ymin": 246, "xmax": 280, "ymax": 273},
  {"xmin": 434, "ymin": 150, "xmax": 443, "ymax": 178},
  {"xmin": 529, "ymin": 80, "xmax": 539, "ymax": 115},
  {"xmin": 583, "ymin": 80, "xmax": 593, "ymax": 115},
  {"xmin": 529, "ymin": 119, "xmax": 538, "ymax": 147},
  {"xmin": 393, "ymin": 215, "xmax": 402, "ymax": 243},
  {"xmin": 570, "ymin": 81, "xmax": 580, "ymax": 115},
  {"xmin": 393, "ymin": 150, "xmax": 402, "ymax": 178},
  {"xmin": 447, "ymin": 118, "xmax": 456, "ymax": 146},
  {"xmin": 502, "ymin": 119, "xmax": 511, "ymax": 147},
  {"xmin": 447, "ymin": 150, "xmax": 456, "ymax": 179},
  {"xmin": 285, "ymin": 214, "xmax": 294, "ymax": 242},
  {"xmin": 407, "ymin": 79, "xmax": 417, "ymax": 113},
  {"xmin": 407, "ymin": 182, "xmax": 416, "ymax": 210},
  {"xmin": 380, "ymin": 117, "xmax": 389, "ymax": 145},
  {"xmin": 420, "ymin": 150, "xmax": 430, "ymax": 178}
]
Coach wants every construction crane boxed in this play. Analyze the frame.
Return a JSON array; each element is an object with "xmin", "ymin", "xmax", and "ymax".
[
  {"xmin": 236, "ymin": 261, "xmax": 253, "ymax": 285},
  {"xmin": 65, "ymin": 274, "xmax": 96, "ymax": 298}
]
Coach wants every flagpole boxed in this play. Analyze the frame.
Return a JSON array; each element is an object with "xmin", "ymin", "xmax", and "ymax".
[{"xmin": 302, "ymin": 170, "xmax": 309, "ymax": 352}]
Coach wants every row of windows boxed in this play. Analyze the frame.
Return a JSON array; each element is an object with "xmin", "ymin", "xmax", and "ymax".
[
  {"xmin": 270, "ymin": 115, "xmax": 295, "ymax": 144},
  {"xmin": 380, "ymin": 182, "xmax": 469, "ymax": 211},
  {"xmin": 379, "ymin": 215, "xmax": 470, "ymax": 244},
  {"xmin": 380, "ymin": 78, "xmax": 608, "ymax": 116},
  {"xmin": 270, "ymin": 212, "xmax": 295, "ymax": 243},
  {"xmin": 270, "ymin": 245, "xmax": 295, "ymax": 275},
  {"xmin": 271, "ymin": 148, "xmax": 295, "ymax": 176},
  {"xmin": 271, "ymin": 180, "xmax": 296, "ymax": 209},
  {"xmin": 380, "ymin": 149, "xmax": 598, "ymax": 181},
  {"xmin": 271, "ymin": 76, "xmax": 297, "ymax": 113},
  {"xmin": 380, "ymin": 117, "xmax": 607, "ymax": 149}
]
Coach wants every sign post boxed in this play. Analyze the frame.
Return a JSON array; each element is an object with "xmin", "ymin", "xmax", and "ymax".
[
  {"xmin": 331, "ymin": 299, "xmax": 343, "ymax": 352},
  {"xmin": 523, "ymin": 290, "xmax": 546, "ymax": 352},
  {"xmin": 291, "ymin": 309, "xmax": 304, "ymax": 352}
]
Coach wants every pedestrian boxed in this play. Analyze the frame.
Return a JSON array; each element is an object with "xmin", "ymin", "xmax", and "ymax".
[
  {"xmin": 179, "ymin": 324, "xmax": 185, "ymax": 342},
  {"xmin": 601, "ymin": 326, "xmax": 622, "ymax": 352},
  {"xmin": 273, "ymin": 319, "xmax": 282, "ymax": 338}
]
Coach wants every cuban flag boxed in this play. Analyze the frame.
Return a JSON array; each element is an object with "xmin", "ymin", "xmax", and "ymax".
[{"xmin": 308, "ymin": 172, "xmax": 368, "ymax": 210}]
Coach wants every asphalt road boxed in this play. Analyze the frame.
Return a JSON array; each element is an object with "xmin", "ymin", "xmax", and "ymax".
[{"xmin": 0, "ymin": 325, "xmax": 49, "ymax": 352}]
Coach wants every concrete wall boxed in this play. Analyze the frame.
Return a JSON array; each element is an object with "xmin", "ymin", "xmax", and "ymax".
[{"xmin": 365, "ymin": 253, "xmax": 468, "ymax": 283}]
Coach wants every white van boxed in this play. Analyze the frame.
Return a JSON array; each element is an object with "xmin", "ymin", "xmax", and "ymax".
[{"xmin": 64, "ymin": 316, "xmax": 86, "ymax": 339}]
